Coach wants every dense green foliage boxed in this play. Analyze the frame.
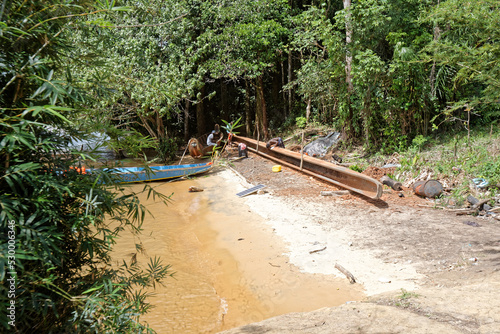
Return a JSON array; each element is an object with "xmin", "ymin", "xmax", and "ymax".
[
  {"xmin": 65, "ymin": 0, "xmax": 499, "ymax": 156},
  {"xmin": 1, "ymin": 1, "xmax": 171, "ymax": 332},
  {"xmin": 1, "ymin": 0, "xmax": 499, "ymax": 331}
]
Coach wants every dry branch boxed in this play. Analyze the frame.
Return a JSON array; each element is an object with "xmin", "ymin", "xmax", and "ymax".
[
  {"xmin": 335, "ymin": 263, "xmax": 356, "ymax": 284},
  {"xmin": 309, "ymin": 246, "xmax": 326, "ymax": 254}
]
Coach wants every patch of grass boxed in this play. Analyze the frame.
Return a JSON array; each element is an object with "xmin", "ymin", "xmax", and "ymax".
[
  {"xmin": 395, "ymin": 289, "xmax": 420, "ymax": 308},
  {"xmin": 349, "ymin": 164, "xmax": 364, "ymax": 173},
  {"xmin": 398, "ymin": 288, "xmax": 419, "ymax": 300},
  {"xmin": 358, "ymin": 125, "xmax": 500, "ymax": 204}
]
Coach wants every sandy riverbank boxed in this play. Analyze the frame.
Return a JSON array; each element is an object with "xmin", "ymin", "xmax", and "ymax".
[
  {"xmin": 216, "ymin": 155, "xmax": 500, "ymax": 334},
  {"xmin": 111, "ymin": 157, "xmax": 500, "ymax": 333},
  {"xmin": 214, "ymin": 168, "xmax": 422, "ymax": 296}
]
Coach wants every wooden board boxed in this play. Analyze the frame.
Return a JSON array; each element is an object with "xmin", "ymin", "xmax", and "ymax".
[{"xmin": 236, "ymin": 184, "xmax": 266, "ymax": 197}]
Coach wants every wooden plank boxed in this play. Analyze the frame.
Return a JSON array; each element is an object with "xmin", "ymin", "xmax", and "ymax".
[{"xmin": 236, "ymin": 184, "xmax": 266, "ymax": 197}]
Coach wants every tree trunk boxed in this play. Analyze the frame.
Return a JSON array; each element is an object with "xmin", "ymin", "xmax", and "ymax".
[
  {"xmin": 281, "ymin": 60, "xmax": 287, "ymax": 118},
  {"xmin": 139, "ymin": 110, "xmax": 166, "ymax": 140},
  {"xmin": 363, "ymin": 87, "xmax": 371, "ymax": 145},
  {"xmin": 272, "ymin": 70, "xmax": 280, "ymax": 122},
  {"xmin": 245, "ymin": 80, "xmax": 252, "ymax": 137},
  {"xmin": 343, "ymin": 0, "xmax": 354, "ymax": 138},
  {"xmin": 306, "ymin": 98, "xmax": 311, "ymax": 123},
  {"xmin": 257, "ymin": 76, "xmax": 269, "ymax": 140},
  {"xmin": 344, "ymin": 0, "xmax": 353, "ymax": 93},
  {"xmin": 255, "ymin": 79, "xmax": 262, "ymax": 138},
  {"xmin": 156, "ymin": 110, "xmax": 166, "ymax": 139},
  {"xmin": 428, "ymin": 0, "xmax": 440, "ymax": 137},
  {"xmin": 221, "ymin": 79, "xmax": 228, "ymax": 121},
  {"xmin": 184, "ymin": 99, "xmax": 190, "ymax": 142},
  {"xmin": 288, "ymin": 50, "xmax": 293, "ymax": 117},
  {"xmin": 196, "ymin": 85, "xmax": 206, "ymax": 136},
  {"xmin": 288, "ymin": 0, "xmax": 293, "ymax": 117}
]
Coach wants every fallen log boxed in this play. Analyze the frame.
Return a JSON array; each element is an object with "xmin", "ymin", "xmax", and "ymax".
[
  {"xmin": 380, "ymin": 175, "xmax": 403, "ymax": 191},
  {"xmin": 335, "ymin": 263, "xmax": 356, "ymax": 284}
]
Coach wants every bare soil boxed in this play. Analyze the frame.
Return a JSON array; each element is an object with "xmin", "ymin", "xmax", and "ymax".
[{"xmin": 218, "ymin": 146, "xmax": 500, "ymax": 334}]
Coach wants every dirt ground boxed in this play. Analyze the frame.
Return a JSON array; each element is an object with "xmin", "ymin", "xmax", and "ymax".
[{"xmin": 216, "ymin": 146, "xmax": 500, "ymax": 334}]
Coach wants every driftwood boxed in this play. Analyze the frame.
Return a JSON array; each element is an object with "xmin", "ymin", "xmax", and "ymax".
[
  {"xmin": 334, "ymin": 263, "xmax": 356, "ymax": 284},
  {"xmin": 321, "ymin": 190, "xmax": 350, "ymax": 196},
  {"xmin": 309, "ymin": 246, "xmax": 327, "ymax": 254},
  {"xmin": 380, "ymin": 175, "xmax": 403, "ymax": 191}
]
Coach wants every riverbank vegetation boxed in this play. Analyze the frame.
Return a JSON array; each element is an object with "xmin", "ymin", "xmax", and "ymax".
[
  {"xmin": 68, "ymin": 0, "xmax": 499, "ymax": 158},
  {"xmin": 1, "ymin": 0, "xmax": 498, "ymax": 332},
  {"xmin": 0, "ymin": 1, "xmax": 172, "ymax": 332}
]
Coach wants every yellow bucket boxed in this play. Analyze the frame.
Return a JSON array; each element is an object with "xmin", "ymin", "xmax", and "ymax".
[{"xmin": 272, "ymin": 165, "xmax": 282, "ymax": 172}]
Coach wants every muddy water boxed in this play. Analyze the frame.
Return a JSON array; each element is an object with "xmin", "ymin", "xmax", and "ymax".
[{"xmin": 110, "ymin": 172, "xmax": 364, "ymax": 333}]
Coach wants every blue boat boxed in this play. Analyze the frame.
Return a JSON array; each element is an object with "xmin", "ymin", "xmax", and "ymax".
[{"xmin": 89, "ymin": 162, "xmax": 214, "ymax": 183}]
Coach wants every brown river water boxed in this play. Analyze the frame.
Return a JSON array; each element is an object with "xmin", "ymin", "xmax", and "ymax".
[{"xmin": 110, "ymin": 171, "xmax": 364, "ymax": 333}]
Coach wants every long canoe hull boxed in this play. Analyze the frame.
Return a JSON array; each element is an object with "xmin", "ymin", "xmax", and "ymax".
[
  {"xmin": 90, "ymin": 162, "xmax": 213, "ymax": 183},
  {"xmin": 233, "ymin": 136, "xmax": 382, "ymax": 199}
]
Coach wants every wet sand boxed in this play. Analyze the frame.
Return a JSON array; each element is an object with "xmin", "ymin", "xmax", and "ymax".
[{"xmin": 110, "ymin": 169, "xmax": 364, "ymax": 333}]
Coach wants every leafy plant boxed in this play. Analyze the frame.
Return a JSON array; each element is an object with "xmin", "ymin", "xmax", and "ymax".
[
  {"xmin": 107, "ymin": 127, "xmax": 156, "ymax": 159},
  {"xmin": 349, "ymin": 164, "xmax": 364, "ymax": 173},
  {"xmin": 222, "ymin": 116, "xmax": 243, "ymax": 135},
  {"xmin": 155, "ymin": 137, "xmax": 179, "ymax": 163},
  {"xmin": 412, "ymin": 135, "xmax": 428, "ymax": 152},
  {"xmin": 296, "ymin": 116, "xmax": 307, "ymax": 129}
]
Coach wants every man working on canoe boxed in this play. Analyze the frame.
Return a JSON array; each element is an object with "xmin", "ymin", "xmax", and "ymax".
[
  {"xmin": 266, "ymin": 137, "xmax": 285, "ymax": 150},
  {"xmin": 206, "ymin": 124, "xmax": 224, "ymax": 147}
]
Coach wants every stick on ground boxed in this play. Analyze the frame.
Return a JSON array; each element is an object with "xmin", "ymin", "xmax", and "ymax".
[
  {"xmin": 335, "ymin": 263, "xmax": 356, "ymax": 284},
  {"xmin": 309, "ymin": 246, "xmax": 327, "ymax": 254}
]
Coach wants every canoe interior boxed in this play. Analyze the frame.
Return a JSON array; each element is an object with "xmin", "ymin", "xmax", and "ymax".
[
  {"xmin": 114, "ymin": 163, "xmax": 211, "ymax": 174},
  {"xmin": 233, "ymin": 135, "xmax": 382, "ymax": 199},
  {"xmin": 89, "ymin": 162, "xmax": 213, "ymax": 183}
]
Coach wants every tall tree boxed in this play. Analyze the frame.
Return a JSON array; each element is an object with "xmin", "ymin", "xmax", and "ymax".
[
  {"xmin": 420, "ymin": 0, "xmax": 500, "ymax": 124},
  {"xmin": 70, "ymin": 0, "xmax": 204, "ymax": 159},
  {"xmin": 199, "ymin": 0, "xmax": 290, "ymax": 140}
]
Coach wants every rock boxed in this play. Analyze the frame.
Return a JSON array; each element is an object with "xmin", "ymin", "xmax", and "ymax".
[{"xmin": 189, "ymin": 186, "xmax": 203, "ymax": 192}]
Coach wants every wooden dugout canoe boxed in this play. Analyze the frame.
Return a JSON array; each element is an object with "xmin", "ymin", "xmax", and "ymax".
[
  {"xmin": 88, "ymin": 162, "xmax": 213, "ymax": 183},
  {"xmin": 233, "ymin": 135, "xmax": 383, "ymax": 200}
]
